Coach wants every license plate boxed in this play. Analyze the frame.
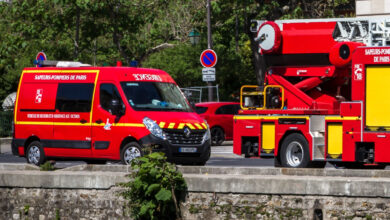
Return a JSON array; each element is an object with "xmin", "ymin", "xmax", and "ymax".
[{"xmin": 179, "ymin": 147, "xmax": 197, "ymax": 153}]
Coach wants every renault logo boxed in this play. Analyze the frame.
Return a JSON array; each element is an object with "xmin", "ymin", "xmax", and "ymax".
[{"xmin": 183, "ymin": 127, "xmax": 191, "ymax": 138}]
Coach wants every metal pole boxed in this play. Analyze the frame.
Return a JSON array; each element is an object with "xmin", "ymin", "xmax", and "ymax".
[{"xmin": 207, "ymin": 0, "xmax": 213, "ymax": 102}]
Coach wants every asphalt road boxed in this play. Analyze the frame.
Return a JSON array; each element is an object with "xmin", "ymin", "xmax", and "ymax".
[{"xmin": 0, "ymin": 141, "xmax": 274, "ymax": 168}]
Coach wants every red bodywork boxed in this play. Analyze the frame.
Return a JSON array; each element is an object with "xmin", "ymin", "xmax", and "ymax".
[
  {"xmin": 234, "ymin": 19, "xmax": 390, "ymax": 167},
  {"xmin": 195, "ymin": 102, "xmax": 240, "ymax": 141},
  {"xmin": 13, "ymin": 66, "xmax": 210, "ymax": 163}
]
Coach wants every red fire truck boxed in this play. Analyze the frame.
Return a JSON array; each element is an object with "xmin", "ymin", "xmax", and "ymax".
[{"xmin": 233, "ymin": 17, "xmax": 390, "ymax": 168}]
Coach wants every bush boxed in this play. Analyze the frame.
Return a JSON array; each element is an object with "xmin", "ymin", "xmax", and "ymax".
[
  {"xmin": 0, "ymin": 111, "xmax": 13, "ymax": 137},
  {"xmin": 120, "ymin": 152, "xmax": 187, "ymax": 220}
]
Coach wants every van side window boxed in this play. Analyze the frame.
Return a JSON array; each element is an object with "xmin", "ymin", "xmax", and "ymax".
[
  {"xmin": 100, "ymin": 83, "xmax": 123, "ymax": 113},
  {"xmin": 55, "ymin": 83, "xmax": 94, "ymax": 112}
]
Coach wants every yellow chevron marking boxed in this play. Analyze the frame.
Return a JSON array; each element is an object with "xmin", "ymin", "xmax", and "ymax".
[
  {"xmin": 186, "ymin": 123, "xmax": 196, "ymax": 129},
  {"xmin": 159, "ymin": 122, "xmax": 166, "ymax": 128},
  {"xmin": 168, "ymin": 123, "xmax": 175, "ymax": 129},
  {"xmin": 201, "ymin": 123, "xmax": 208, "ymax": 129},
  {"xmin": 195, "ymin": 123, "xmax": 203, "ymax": 129},
  {"xmin": 178, "ymin": 123, "xmax": 185, "ymax": 129}
]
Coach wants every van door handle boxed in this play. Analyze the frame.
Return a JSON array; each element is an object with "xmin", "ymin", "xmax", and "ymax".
[
  {"xmin": 95, "ymin": 119, "xmax": 103, "ymax": 124},
  {"xmin": 80, "ymin": 119, "xmax": 87, "ymax": 124}
]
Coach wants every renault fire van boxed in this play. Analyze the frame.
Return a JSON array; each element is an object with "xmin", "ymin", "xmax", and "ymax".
[{"xmin": 12, "ymin": 61, "xmax": 211, "ymax": 165}]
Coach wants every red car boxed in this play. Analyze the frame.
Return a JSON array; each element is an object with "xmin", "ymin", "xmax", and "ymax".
[{"xmin": 195, "ymin": 102, "xmax": 240, "ymax": 145}]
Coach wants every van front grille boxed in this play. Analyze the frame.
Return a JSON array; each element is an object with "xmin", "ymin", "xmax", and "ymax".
[{"xmin": 164, "ymin": 129, "xmax": 205, "ymax": 145}]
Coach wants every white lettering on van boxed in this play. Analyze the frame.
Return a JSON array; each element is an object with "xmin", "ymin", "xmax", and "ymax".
[
  {"xmin": 26, "ymin": 113, "xmax": 80, "ymax": 119},
  {"xmin": 35, "ymin": 89, "xmax": 43, "ymax": 103},
  {"xmin": 133, "ymin": 74, "xmax": 162, "ymax": 82},
  {"xmin": 34, "ymin": 75, "xmax": 87, "ymax": 81}
]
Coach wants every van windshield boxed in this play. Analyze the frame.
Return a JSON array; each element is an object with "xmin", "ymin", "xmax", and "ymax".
[{"xmin": 120, "ymin": 82, "xmax": 192, "ymax": 112}]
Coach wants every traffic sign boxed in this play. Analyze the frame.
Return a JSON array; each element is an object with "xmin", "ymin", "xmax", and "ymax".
[
  {"xmin": 202, "ymin": 67, "xmax": 215, "ymax": 82},
  {"xmin": 203, "ymin": 74, "xmax": 215, "ymax": 81},
  {"xmin": 200, "ymin": 49, "xmax": 217, "ymax": 68},
  {"xmin": 35, "ymin": 51, "xmax": 47, "ymax": 67}
]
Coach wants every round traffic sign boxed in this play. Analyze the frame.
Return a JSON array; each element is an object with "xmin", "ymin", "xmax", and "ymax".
[
  {"xmin": 35, "ymin": 51, "xmax": 47, "ymax": 67},
  {"xmin": 200, "ymin": 49, "xmax": 217, "ymax": 68}
]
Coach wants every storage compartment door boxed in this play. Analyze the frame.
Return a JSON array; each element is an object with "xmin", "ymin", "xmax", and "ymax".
[
  {"xmin": 327, "ymin": 123, "xmax": 343, "ymax": 159},
  {"xmin": 261, "ymin": 123, "xmax": 275, "ymax": 153},
  {"xmin": 366, "ymin": 66, "xmax": 390, "ymax": 129}
]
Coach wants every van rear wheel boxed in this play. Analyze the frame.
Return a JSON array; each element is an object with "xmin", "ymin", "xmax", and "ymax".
[
  {"xmin": 121, "ymin": 142, "xmax": 143, "ymax": 165},
  {"xmin": 26, "ymin": 141, "xmax": 46, "ymax": 166}
]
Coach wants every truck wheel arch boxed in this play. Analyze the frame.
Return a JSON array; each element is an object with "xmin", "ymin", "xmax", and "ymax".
[
  {"xmin": 24, "ymin": 136, "xmax": 40, "ymax": 155},
  {"xmin": 120, "ymin": 136, "xmax": 139, "ymax": 152}
]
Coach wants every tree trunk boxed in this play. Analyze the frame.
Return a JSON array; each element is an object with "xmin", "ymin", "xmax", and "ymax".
[{"xmin": 112, "ymin": 3, "xmax": 129, "ymax": 64}]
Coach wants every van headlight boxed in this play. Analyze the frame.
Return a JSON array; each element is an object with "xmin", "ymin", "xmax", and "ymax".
[
  {"xmin": 202, "ymin": 121, "xmax": 211, "ymax": 143},
  {"xmin": 143, "ymin": 117, "xmax": 167, "ymax": 140}
]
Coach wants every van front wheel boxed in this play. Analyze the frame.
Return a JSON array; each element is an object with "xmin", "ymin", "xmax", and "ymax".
[
  {"xmin": 26, "ymin": 141, "xmax": 46, "ymax": 166},
  {"xmin": 121, "ymin": 142, "xmax": 143, "ymax": 165}
]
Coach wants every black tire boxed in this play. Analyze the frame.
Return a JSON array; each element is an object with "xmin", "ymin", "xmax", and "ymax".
[
  {"xmin": 280, "ymin": 133, "xmax": 311, "ymax": 168},
  {"xmin": 26, "ymin": 141, "xmax": 46, "ymax": 166},
  {"xmin": 120, "ymin": 142, "xmax": 143, "ymax": 165},
  {"xmin": 244, "ymin": 141, "xmax": 252, "ymax": 158},
  {"xmin": 211, "ymin": 127, "xmax": 225, "ymax": 146}
]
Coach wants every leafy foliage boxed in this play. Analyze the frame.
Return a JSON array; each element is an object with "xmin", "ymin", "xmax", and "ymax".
[
  {"xmin": 120, "ymin": 152, "xmax": 187, "ymax": 220},
  {"xmin": 39, "ymin": 161, "xmax": 56, "ymax": 171},
  {"xmin": 0, "ymin": 0, "xmax": 355, "ymax": 104}
]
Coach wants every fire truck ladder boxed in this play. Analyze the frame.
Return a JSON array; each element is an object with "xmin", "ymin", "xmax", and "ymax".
[{"xmin": 252, "ymin": 16, "xmax": 390, "ymax": 46}]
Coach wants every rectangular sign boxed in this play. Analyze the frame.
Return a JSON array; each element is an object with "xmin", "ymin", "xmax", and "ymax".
[
  {"xmin": 202, "ymin": 68, "xmax": 216, "ymax": 82},
  {"xmin": 202, "ymin": 74, "xmax": 215, "ymax": 82}
]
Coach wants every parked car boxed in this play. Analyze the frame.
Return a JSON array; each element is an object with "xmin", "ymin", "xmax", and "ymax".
[{"xmin": 195, "ymin": 102, "xmax": 240, "ymax": 146}]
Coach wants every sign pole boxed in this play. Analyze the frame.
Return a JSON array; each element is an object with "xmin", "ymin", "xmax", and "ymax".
[{"xmin": 207, "ymin": 0, "xmax": 213, "ymax": 102}]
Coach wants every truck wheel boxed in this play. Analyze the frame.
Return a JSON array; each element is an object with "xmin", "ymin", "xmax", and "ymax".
[
  {"xmin": 26, "ymin": 141, "xmax": 46, "ymax": 166},
  {"xmin": 121, "ymin": 142, "xmax": 143, "ymax": 165},
  {"xmin": 211, "ymin": 127, "xmax": 225, "ymax": 146},
  {"xmin": 280, "ymin": 133, "xmax": 310, "ymax": 168}
]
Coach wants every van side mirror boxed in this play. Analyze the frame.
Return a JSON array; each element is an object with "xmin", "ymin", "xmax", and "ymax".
[{"xmin": 110, "ymin": 99, "xmax": 125, "ymax": 116}]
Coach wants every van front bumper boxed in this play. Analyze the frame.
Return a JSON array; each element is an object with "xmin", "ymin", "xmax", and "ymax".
[{"xmin": 140, "ymin": 134, "xmax": 211, "ymax": 164}]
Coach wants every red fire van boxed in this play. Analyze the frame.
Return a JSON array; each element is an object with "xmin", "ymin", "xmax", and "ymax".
[{"xmin": 12, "ymin": 61, "xmax": 211, "ymax": 165}]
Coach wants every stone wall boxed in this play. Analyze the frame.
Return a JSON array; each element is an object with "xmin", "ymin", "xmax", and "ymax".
[
  {"xmin": 2, "ymin": 165, "xmax": 390, "ymax": 219},
  {"xmin": 2, "ymin": 188, "xmax": 390, "ymax": 219},
  {"xmin": 182, "ymin": 193, "xmax": 390, "ymax": 220},
  {"xmin": 0, "ymin": 187, "xmax": 127, "ymax": 220}
]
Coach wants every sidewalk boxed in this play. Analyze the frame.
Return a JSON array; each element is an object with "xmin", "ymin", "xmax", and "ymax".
[{"xmin": 0, "ymin": 138, "xmax": 11, "ymax": 154}]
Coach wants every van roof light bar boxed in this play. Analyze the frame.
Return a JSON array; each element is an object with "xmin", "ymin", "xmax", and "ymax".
[{"xmin": 34, "ymin": 60, "xmax": 91, "ymax": 67}]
